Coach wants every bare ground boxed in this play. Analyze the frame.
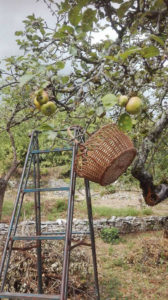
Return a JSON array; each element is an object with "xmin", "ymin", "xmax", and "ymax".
[{"xmin": 2, "ymin": 182, "xmax": 168, "ymax": 224}]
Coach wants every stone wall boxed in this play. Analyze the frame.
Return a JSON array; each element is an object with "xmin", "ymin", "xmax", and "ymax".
[{"xmin": 1, "ymin": 216, "xmax": 168, "ymax": 238}]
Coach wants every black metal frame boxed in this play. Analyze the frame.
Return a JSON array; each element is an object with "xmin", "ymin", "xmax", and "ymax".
[{"xmin": 0, "ymin": 128, "xmax": 100, "ymax": 300}]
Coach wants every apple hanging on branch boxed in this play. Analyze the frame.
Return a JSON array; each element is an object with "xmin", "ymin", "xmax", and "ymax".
[
  {"xmin": 126, "ymin": 96, "xmax": 142, "ymax": 115},
  {"xmin": 33, "ymin": 97, "xmax": 41, "ymax": 111},
  {"xmin": 118, "ymin": 94, "xmax": 142, "ymax": 114},
  {"xmin": 35, "ymin": 89, "xmax": 49, "ymax": 105},
  {"xmin": 33, "ymin": 89, "xmax": 56, "ymax": 116},
  {"xmin": 118, "ymin": 95, "xmax": 129, "ymax": 107},
  {"xmin": 41, "ymin": 101, "xmax": 56, "ymax": 116}
]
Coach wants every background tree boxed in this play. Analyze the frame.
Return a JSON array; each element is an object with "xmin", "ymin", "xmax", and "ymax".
[
  {"xmin": 0, "ymin": 0, "xmax": 168, "ymax": 219},
  {"xmin": 0, "ymin": 86, "xmax": 38, "ymax": 219}
]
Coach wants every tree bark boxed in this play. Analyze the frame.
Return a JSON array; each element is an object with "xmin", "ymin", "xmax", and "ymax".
[
  {"xmin": 131, "ymin": 112, "xmax": 168, "ymax": 206},
  {"xmin": 0, "ymin": 179, "xmax": 8, "ymax": 220},
  {"xmin": 0, "ymin": 128, "xmax": 19, "ymax": 221}
]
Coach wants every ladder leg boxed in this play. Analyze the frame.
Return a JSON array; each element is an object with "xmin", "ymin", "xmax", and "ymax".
[
  {"xmin": 33, "ymin": 133, "xmax": 43, "ymax": 294},
  {"xmin": 0, "ymin": 239, "xmax": 14, "ymax": 292},
  {"xmin": 60, "ymin": 142, "xmax": 77, "ymax": 300},
  {"xmin": 84, "ymin": 179, "xmax": 100, "ymax": 300},
  {"xmin": 0, "ymin": 133, "xmax": 35, "ymax": 291}
]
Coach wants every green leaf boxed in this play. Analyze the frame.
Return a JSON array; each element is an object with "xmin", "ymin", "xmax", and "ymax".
[
  {"xmin": 61, "ymin": 76, "xmax": 69, "ymax": 84},
  {"xmin": 68, "ymin": 99, "xmax": 73, "ymax": 104},
  {"xmin": 41, "ymin": 81, "xmax": 50, "ymax": 89},
  {"xmin": 39, "ymin": 123, "xmax": 55, "ymax": 131},
  {"xmin": 119, "ymin": 47, "xmax": 141, "ymax": 60},
  {"xmin": 152, "ymin": 0, "xmax": 166, "ymax": 9},
  {"xmin": 47, "ymin": 131, "xmax": 58, "ymax": 140},
  {"xmin": 112, "ymin": 0, "xmax": 123, "ymax": 2},
  {"xmin": 96, "ymin": 106, "xmax": 106, "ymax": 118},
  {"xmin": 61, "ymin": 25, "xmax": 74, "ymax": 34},
  {"xmin": 27, "ymin": 14, "xmax": 36, "ymax": 21},
  {"xmin": 69, "ymin": 6, "xmax": 82, "ymax": 26},
  {"xmin": 101, "ymin": 94, "xmax": 118, "ymax": 108},
  {"xmin": 56, "ymin": 61, "xmax": 65, "ymax": 69},
  {"xmin": 77, "ymin": 0, "xmax": 90, "ymax": 8},
  {"xmin": 69, "ymin": 45, "xmax": 78, "ymax": 56},
  {"xmin": 61, "ymin": 0, "xmax": 71, "ymax": 12},
  {"xmin": 81, "ymin": 8, "xmax": 96, "ymax": 32},
  {"xmin": 88, "ymin": 108, "xmax": 95, "ymax": 116},
  {"xmin": 150, "ymin": 34, "xmax": 165, "ymax": 47},
  {"xmin": 19, "ymin": 74, "xmax": 35, "ymax": 87},
  {"xmin": 141, "ymin": 46, "xmax": 160, "ymax": 58},
  {"xmin": 118, "ymin": 113, "xmax": 132, "ymax": 131},
  {"xmin": 53, "ymin": 32, "xmax": 63, "ymax": 39},
  {"xmin": 15, "ymin": 31, "xmax": 23, "ymax": 36},
  {"xmin": 117, "ymin": 1, "xmax": 133, "ymax": 18},
  {"xmin": 105, "ymin": 55, "xmax": 119, "ymax": 62},
  {"xmin": 40, "ymin": 27, "xmax": 45, "ymax": 35}
]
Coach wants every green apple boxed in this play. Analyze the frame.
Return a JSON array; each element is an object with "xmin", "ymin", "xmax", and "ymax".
[
  {"xmin": 41, "ymin": 101, "xmax": 56, "ymax": 116},
  {"xmin": 126, "ymin": 96, "xmax": 142, "ymax": 115},
  {"xmin": 118, "ymin": 95, "xmax": 128, "ymax": 107},
  {"xmin": 35, "ymin": 89, "xmax": 49, "ymax": 105}
]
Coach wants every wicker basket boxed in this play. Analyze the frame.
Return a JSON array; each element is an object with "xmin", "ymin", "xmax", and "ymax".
[{"xmin": 75, "ymin": 123, "xmax": 136, "ymax": 186}]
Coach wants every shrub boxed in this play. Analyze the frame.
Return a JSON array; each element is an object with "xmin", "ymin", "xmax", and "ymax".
[
  {"xmin": 56, "ymin": 199, "xmax": 68, "ymax": 212},
  {"xmin": 100, "ymin": 227, "xmax": 120, "ymax": 244}
]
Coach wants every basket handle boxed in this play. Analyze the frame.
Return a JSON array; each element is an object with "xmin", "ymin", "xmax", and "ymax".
[
  {"xmin": 67, "ymin": 126, "xmax": 80, "ymax": 145},
  {"xmin": 67, "ymin": 126, "xmax": 90, "ymax": 150}
]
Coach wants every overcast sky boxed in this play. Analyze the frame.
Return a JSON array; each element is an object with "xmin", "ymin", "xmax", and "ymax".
[
  {"xmin": 0, "ymin": 0, "xmax": 56, "ymax": 58},
  {"xmin": 0, "ymin": 0, "xmax": 117, "ymax": 60}
]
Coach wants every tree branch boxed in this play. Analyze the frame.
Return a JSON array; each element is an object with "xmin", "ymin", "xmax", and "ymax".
[
  {"xmin": 4, "ymin": 128, "xmax": 20, "ymax": 182},
  {"xmin": 0, "ymin": 81, "xmax": 18, "ymax": 90},
  {"xmin": 131, "ymin": 111, "xmax": 168, "ymax": 206}
]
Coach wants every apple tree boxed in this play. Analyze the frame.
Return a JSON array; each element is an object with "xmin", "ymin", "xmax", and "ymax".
[{"xmin": 0, "ymin": 0, "xmax": 168, "ymax": 214}]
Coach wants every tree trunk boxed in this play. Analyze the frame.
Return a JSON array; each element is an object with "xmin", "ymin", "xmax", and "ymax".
[
  {"xmin": 0, "ymin": 178, "xmax": 8, "ymax": 220},
  {"xmin": 0, "ymin": 128, "xmax": 20, "ymax": 221},
  {"xmin": 131, "ymin": 112, "xmax": 168, "ymax": 206}
]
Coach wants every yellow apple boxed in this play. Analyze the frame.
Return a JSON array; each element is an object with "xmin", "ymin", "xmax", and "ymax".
[
  {"xmin": 118, "ymin": 95, "xmax": 128, "ymax": 107},
  {"xmin": 41, "ymin": 101, "xmax": 56, "ymax": 116},
  {"xmin": 34, "ymin": 97, "xmax": 41, "ymax": 110},
  {"xmin": 126, "ymin": 96, "xmax": 142, "ymax": 115},
  {"xmin": 35, "ymin": 89, "xmax": 49, "ymax": 105}
]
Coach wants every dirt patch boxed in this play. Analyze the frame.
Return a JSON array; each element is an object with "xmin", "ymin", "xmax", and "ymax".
[
  {"xmin": 97, "ymin": 231, "xmax": 168, "ymax": 299},
  {"xmin": 3, "ymin": 185, "xmax": 168, "ymax": 223},
  {"xmin": 93, "ymin": 190, "xmax": 143, "ymax": 208},
  {"xmin": 76, "ymin": 188, "xmax": 168, "ymax": 216}
]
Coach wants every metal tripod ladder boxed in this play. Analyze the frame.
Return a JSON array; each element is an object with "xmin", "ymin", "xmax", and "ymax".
[{"xmin": 0, "ymin": 128, "xmax": 100, "ymax": 300}]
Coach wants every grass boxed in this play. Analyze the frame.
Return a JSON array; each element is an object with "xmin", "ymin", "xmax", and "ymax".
[
  {"xmin": 2, "ymin": 198, "xmax": 68, "ymax": 222},
  {"xmin": 72, "ymin": 201, "xmax": 153, "ymax": 219},
  {"xmin": 2, "ymin": 197, "xmax": 153, "ymax": 222},
  {"xmin": 91, "ymin": 206, "xmax": 153, "ymax": 218},
  {"xmin": 2, "ymin": 199, "xmax": 35, "ymax": 220},
  {"xmin": 45, "ymin": 199, "xmax": 68, "ymax": 221},
  {"xmin": 100, "ymin": 276, "xmax": 123, "ymax": 299}
]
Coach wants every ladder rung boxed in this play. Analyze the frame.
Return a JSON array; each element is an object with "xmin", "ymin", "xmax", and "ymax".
[
  {"xmin": 23, "ymin": 187, "xmax": 69, "ymax": 193},
  {"xmin": 12, "ymin": 235, "xmax": 65, "ymax": 241},
  {"xmin": 42, "ymin": 231, "xmax": 90, "ymax": 235},
  {"xmin": 31, "ymin": 147, "xmax": 72, "ymax": 154},
  {"xmin": 0, "ymin": 292, "xmax": 60, "ymax": 299}
]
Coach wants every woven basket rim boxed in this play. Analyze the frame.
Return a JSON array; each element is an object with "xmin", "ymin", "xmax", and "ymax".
[
  {"xmin": 99, "ymin": 147, "xmax": 137, "ymax": 185},
  {"xmin": 75, "ymin": 123, "xmax": 136, "ymax": 185}
]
